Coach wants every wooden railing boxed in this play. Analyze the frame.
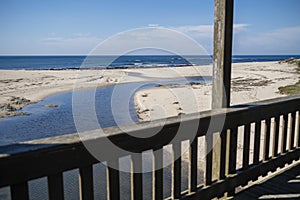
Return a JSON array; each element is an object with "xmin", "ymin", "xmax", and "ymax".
[{"xmin": 0, "ymin": 95, "xmax": 300, "ymax": 200}]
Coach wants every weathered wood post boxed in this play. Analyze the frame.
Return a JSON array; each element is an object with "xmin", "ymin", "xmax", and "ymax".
[
  {"xmin": 212, "ymin": 0, "xmax": 234, "ymax": 109},
  {"xmin": 211, "ymin": 0, "xmax": 234, "ymax": 189}
]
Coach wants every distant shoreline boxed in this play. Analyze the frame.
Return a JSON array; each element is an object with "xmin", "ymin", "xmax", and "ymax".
[{"xmin": 1, "ymin": 55, "xmax": 300, "ymax": 70}]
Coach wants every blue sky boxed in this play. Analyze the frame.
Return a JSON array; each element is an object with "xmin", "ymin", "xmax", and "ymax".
[{"xmin": 0, "ymin": 0, "xmax": 300, "ymax": 55}]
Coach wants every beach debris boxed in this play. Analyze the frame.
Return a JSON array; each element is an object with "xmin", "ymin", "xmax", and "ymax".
[
  {"xmin": 279, "ymin": 58, "xmax": 300, "ymax": 67},
  {"xmin": 87, "ymin": 76, "xmax": 104, "ymax": 82},
  {"xmin": 141, "ymin": 93, "xmax": 148, "ymax": 97},
  {"xmin": 232, "ymin": 77, "xmax": 272, "ymax": 91},
  {"xmin": 9, "ymin": 96, "xmax": 30, "ymax": 104},
  {"xmin": 0, "ymin": 103, "xmax": 16, "ymax": 111},
  {"xmin": 188, "ymin": 82, "xmax": 202, "ymax": 85},
  {"xmin": 173, "ymin": 101, "xmax": 179, "ymax": 104},
  {"xmin": 106, "ymin": 77, "xmax": 118, "ymax": 83},
  {"xmin": 44, "ymin": 104, "xmax": 59, "ymax": 108},
  {"xmin": 155, "ymin": 84, "xmax": 182, "ymax": 88},
  {"xmin": 0, "ymin": 97, "xmax": 31, "ymax": 119},
  {"xmin": 278, "ymin": 58, "xmax": 295, "ymax": 64},
  {"xmin": 138, "ymin": 108, "xmax": 150, "ymax": 113},
  {"xmin": 0, "ymin": 97, "xmax": 31, "ymax": 112},
  {"xmin": 178, "ymin": 112, "xmax": 185, "ymax": 116},
  {"xmin": 5, "ymin": 111, "xmax": 29, "ymax": 117}
]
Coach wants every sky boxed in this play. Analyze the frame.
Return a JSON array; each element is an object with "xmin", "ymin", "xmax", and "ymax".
[{"xmin": 0, "ymin": 0, "xmax": 300, "ymax": 55}]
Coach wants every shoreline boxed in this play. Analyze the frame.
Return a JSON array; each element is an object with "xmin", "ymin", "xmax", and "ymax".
[{"xmin": 0, "ymin": 61, "xmax": 298, "ymax": 119}]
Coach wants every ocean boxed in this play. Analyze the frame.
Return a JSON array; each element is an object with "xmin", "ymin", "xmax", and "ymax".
[{"xmin": 0, "ymin": 55, "xmax": 300, "ymax": 70}]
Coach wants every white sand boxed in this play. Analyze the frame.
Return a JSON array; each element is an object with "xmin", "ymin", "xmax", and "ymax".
[{"xmin": 135, "ymin": 61, "xmax": 299, "ymax": 121}]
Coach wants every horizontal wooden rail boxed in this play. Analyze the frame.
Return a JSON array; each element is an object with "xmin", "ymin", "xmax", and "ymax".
[{"xmin": 0, "ymin": 95, "xmax": 300, "ymax": 200}]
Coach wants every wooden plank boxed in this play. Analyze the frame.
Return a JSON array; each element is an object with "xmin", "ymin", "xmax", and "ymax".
[
  {"xmin": 48, "ymin": 172, "xmax": 64, "ymax": 200},
  {"xmin": 205, "ymin": 133, "xmax": 213, "ymax": 186},
  {"xmin": 289, "ymin": 113, "xmax": 296, "ymax": 150},
  {"xmin": 243, "ymin": 124, "xmax": 251, "ymax": 169},
  {"xmin": 212, "ymin": 0, "xmax": 234, "ymax": 108},
  {"xmin": 153, "ymin": 150, "xmax": 163, "ymax": 200},
  {"xmin": 228, "ymin": 128, "xmax": 237, "ymax": 174},
  {"xmin": 228, "ymin": 127, "xmax": 237, "ymax": 196},
  {"xmin": 253, "ymin": 121, "xmax": 261, "ymax": 165},
  {"xmin": 263, "ymin": 119, "xmax": 271, "ymax": 161},
  {"xmin": 180, "ymin": 148, "xmax": 300, "ymax": 200},
  {"xmin": 79, "ymin": 165, "xmax": 94, "ymax": 200},
  {"xmin": 107, "ymin": 160, "xmax": 120, "ymax": 200},
  {"xmin": 282, "ymin": 114, "xmax": 288, "ymax": 153},
  {"xmin": 297, "ymin": 111, "xmax": 300, "ymax": 147},
  {"xmin": 10, "ymin": 182, "xmax": 29, "ymax": 200},
  {"xmin": 219, "ymin": 130, "xmax": 229, "ymax": 180},
  {"xmin": 273, "ymin": 117, "xmax": 280, "ymax": 157},
  {"xmin": 212, "ymin": 133, "xmax": 221, "ymax": 181},
  {"xmin": 131, "ymin": 154, "xmax": 143, "ymax": 200},
  {"xmin": 235, "ymin": 163, "xmax": 300, "ymax": 199},
  {"xmin": 172, "ymin": 142, "xmax": 181, "ymax": 199},
  {"xmin": 189, "ymin": 138, "xmax": 198, "ymax": 193},
  {"xmin": 1, "ymin": 96, "xmax": 300, "ymax": 189}
]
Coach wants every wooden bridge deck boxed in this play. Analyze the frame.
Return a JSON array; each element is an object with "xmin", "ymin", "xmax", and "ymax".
[{"xmin": 235, "ymin": 162, "xmax": 300, "ymax": 199}]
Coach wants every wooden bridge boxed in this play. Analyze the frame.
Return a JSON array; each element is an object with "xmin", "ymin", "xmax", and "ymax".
[
  {"xmin": 1, "ymin": 0, "xmax": 300, "ymax": 199},
  {"xmin": 0, "ymin": 95, "xmax": 299, "ymax": 200}
]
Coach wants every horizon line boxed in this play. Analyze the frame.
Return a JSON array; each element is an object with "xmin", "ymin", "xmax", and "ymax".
[{"xmin": 1, "ymin": 54, "xmax": 300, "ymax": 56}]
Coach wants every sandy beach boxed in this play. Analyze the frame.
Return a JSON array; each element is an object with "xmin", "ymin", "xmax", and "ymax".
[
  {"xmin": 0, "ymin": 68, "xmax": 141, "ymax": 118},
  {"xmin": 0, "ymin": 61, "xmax": 298, "ymax": 119},
  {"xmin": 134, "ymin": 61, "xmax": 299, "ymax": 121}
]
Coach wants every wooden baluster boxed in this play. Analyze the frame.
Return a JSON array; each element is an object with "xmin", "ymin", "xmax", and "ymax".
[
  {"xmin": 228, "ymin": 128, "xmax": 237, "ymax": 197},
  {"xmin": 153, "ymin": 149, "xmax": 163, "ymax": 200},
  {"xmin": 242, "ymin": 124, "xmax": 251, "ymax": 169},
  {"xmin": 205, "ymin": 133, "xmax": 213, "ymax": 186},
  {"xmin": 263, "ymin": 119, "xmax": 271, "ymax": 161},
  {"xmin": 48, "ymin": 172, "xmax": 64, "ymax": 200},
  {"xmin": 228, "ymin": 128, "xmax": 237, "ymax": 174},
  {"xmin": 107, "ymin": 160, "xmax": 120, "ymax": 200},
  {"xmin": 273, "ymin": 117, "xmax": 280, "ymax": 157},
  {"xmin": 172, "ymin": 142, "xmax": 181, "ymax": 199},
  {"xmin": 79, "ymin": 165, "xmax": 94, "ymax": 200},
  {"xmin": 219, "ymin": 130, "xmax": 228, "ymax": 180},
  {"xmin": 289, "ymin": 113, "xmax": 296, "ymax": 150},
  {"xmin": 189, "ymin": 138, "xmax": 198, "ymax": 193},
  {"xmin": 253, "ymin": 121, "xmax": 261, "ymax": 165},
  {"xmin": 282, "ymin": 114, "xmax": 288, "ymax": 153},
  {"xmin": 131, "ymin": 154, "xmax": 143, "ymax": 200},
  {"xmin": 297, "ymin": 112, "xmax": 300, "ymax": 147},
  {"xmin": 11, "ymin": 182, "xmax": 29, "ymax": 200}
]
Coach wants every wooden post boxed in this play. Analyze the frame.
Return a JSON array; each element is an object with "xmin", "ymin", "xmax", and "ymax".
[
  {"xmin": 212, "ymin": 0, "xmax": 234, "ymax": 109},
  {"xmin": 211, "ymin": 0, "xmax": 234, "ymax": 189}
]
